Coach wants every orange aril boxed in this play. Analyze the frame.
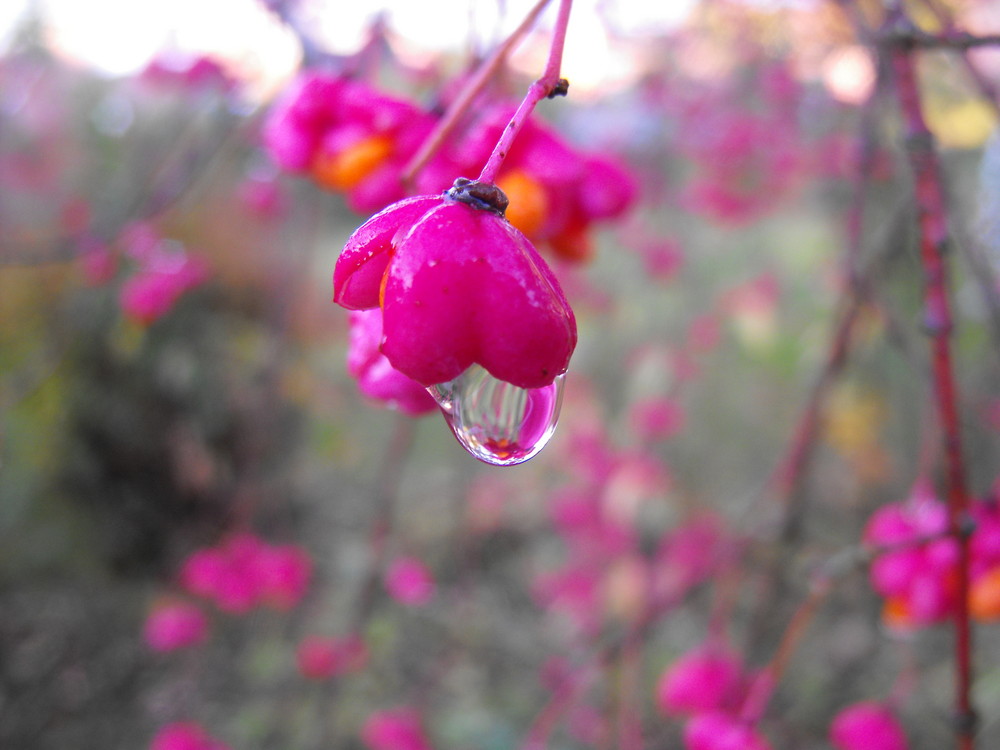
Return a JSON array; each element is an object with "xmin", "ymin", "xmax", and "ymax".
[
  {"xmin": 497, "ymin": 170, "xmax": 548, "ymax": 237},
  {"xmin": 549, "ymin": 223, "xmax": 593, "ymax": 263},
  {"xmin": 378, "ymin": 249, "xmax": 395, "ymax": 310},
  {"xmin": 312, "ymin": 134, "xmax": 393, "ymax": 191},
  {"xmin": 881, "ymin": 596, "xmax": 916, "ymax": 632},
  {"xmin": 970, "ymin": 567, "xmax": 1000, "ymax": 621}
]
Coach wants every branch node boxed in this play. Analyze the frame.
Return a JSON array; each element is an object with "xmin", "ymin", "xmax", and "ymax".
[
  {"xmin": 904, "ymin": 130, "xmax": 936, "ymax": 155},
  {"xmin": 957, "ymin": 512, "xmax": 977, "ymax": 539},
  {"xmin": 950, "ymin": 708, "xmax": 978, "ymax": 736},
  {"xmin": 920, "ymin": 308, "xmax": 952, "ymax": 337}
]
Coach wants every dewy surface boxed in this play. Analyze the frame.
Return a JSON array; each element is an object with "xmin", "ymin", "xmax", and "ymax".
[{"xmin": 334, "ymin": 193, "xmax": 577, "ymax": 390}]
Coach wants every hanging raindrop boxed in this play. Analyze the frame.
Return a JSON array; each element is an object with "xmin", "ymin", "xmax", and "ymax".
[{"xmin": 429, "ymin": 365, "xmax": 565, "ymax": 466}]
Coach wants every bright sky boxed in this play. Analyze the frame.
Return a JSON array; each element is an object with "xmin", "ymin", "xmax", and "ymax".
[{"xmin": 0, "ymin": 0, "xmax": 696, "ymax": 100}]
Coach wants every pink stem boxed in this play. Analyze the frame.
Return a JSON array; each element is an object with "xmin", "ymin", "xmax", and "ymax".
[
  {"xmin": 400, "ymin": 0, "xmax": 554, "ymax": 187},
  {"xmin": 889, "ymin": 37, "xmax": 975, "ymax": 750},
  {"xmin": 478, "ymin": 0, "xmax": 574, "ymax": 184}
]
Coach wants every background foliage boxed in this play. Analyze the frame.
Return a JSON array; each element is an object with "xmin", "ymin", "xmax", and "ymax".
[{"xmin": 2, "ymin": 1, "xmax": 1000, "ymax": 748}]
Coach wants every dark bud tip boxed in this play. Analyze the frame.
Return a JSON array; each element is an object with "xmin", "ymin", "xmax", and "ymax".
[
  {"xmin": 547, "ymin": 78, "xmax": 570, "ymax": 98},
  {"xmin": 445, "ymin": 177, "xmax": 509, "ymax": 217}
]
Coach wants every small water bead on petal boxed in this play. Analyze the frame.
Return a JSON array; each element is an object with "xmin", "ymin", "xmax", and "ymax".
[{"xmin": 430, "ymin": 366, "xmax": 565, "ymax": 466}]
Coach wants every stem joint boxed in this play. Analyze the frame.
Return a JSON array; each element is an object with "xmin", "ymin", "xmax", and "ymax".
[{"xmin": 950, "ymin": 708, "xmax": 978, "ymax": 736}]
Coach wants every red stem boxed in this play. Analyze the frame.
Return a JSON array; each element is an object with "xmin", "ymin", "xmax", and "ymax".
[
  {"xmin": 889, "ymin": 29, "xmax": 975, "ymax": 750},
  {"xmin": 770, "ymin": 298, "xmax": 860, "ymax": 502},
  {"xmin": 616, "ymin": 633, "xmax": 644, "ymax": 750},
  {"xmin": 766, "ymin": 66, "xmax": 882, "ymax": 540},
  {"xmin": 915, "ymin": 0, "xmax": 1000, "ymax": 114},
  {"xmin": 478, "ymin": 0, "xmax": 574, "ymax": 184},
  {"xmin": 515, "ymin": 571, "xmax": 691, "ymax": 749},
  {"xmin": 519, "ymin": 662, "xmax": 595, "ymax": 750},
  {"xmin": 739, "ymin": 579, "xmax": 830, "ymax": 724}
]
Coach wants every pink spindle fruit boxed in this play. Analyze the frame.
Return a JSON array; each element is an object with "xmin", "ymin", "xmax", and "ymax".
[
  {"xmin": 143, "ymin": 599, "xmax": 209, "ymax": 652},
  {"xmin": 656, "ymin": 644, "xmax": 745, "ymax": 716},
  {"xmin": 829, "ymin": 701, "xmax": 908, "ymax": 750},
  {"xmin": 683, "ymin": 712, "xmax": 772, "ymax": 750},
  {"xmin": 334, "ymin": 180, "xmax": 576, "ymax": 390}
]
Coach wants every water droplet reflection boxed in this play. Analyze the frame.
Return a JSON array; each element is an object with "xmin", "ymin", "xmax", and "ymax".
[{"xmin": 429, "ymin": 365, "xmax": 565, "ymax": 466}]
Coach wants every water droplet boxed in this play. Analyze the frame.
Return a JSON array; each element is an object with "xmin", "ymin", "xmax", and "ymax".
[{"xmin": 429, "ymin": 365, "xmax": 565, "ymax": 466}]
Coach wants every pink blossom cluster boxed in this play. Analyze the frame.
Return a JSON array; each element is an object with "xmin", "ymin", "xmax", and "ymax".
[
  {"xmin": 139, "ymin": 54, "xmax": 235, "ymax": 93},
  {"xmin": 683, "ymin": 712, "xmax": 772, "ymax": 750},
  {"xmin": 533, "ymin": 473, "xmax": 648, "ymax": 633},
  {"xmin": 264, "ymin": 71, "xmax": 437, "ymax": 213},
  {"xmin": 150, "ymin": 721, "xmax": 230, "ymax": 750},
  {"xmin": 360, "ymin": 707, "xmax": 434, "ymax": 750},
  {"xmin": 384, "ymin": 556, "xmax": 436, "ymax": 606},
  {"xmin": 865, "ymin": 483, "xmax": 1000, "ymax": 627},
  {"xmin": 679, "ymin": 107, "xmax": 803, "ymax": 226},
  {"xmin": 433, "ymin": 103, "xmax": 637, "ymax": 262},
  {"xmin": 143, "ymin": 598, "xmax": 210, "ymax": 653},
  {"xmin": 534, "ymin": 423, "xmax": 728, "ymax": 633},
  {"xmin": 79, "ymin": 238, "xmax": 118, "ymax": 285},
  {"xmin": 656, "ymin": 643, "xmax": 771, "ymax": 750},
  {"xmin": 650, "ymin": 61, "xmax": 804, "ymax": 226},
  {"xmin": 635, "ymin": 237, "xmax": 686, "ymax": 281},
  {"xmin": 863, "ymin": 484, "xmax": 956, "ymax": 627},
  {"xmin": 829, "ymin": 701, "xmax": 909, "ymax": 750},
  {"xmin": 296, "ymin": 633, "xmax": 369, "ymax": 679},
  {"xmin": 236, "ymin": 169, "xmax": 288, "ymax": 220},
  {"xmin": 644, "ymin": 55, "xmax": 891, "ymax": 226},
  {"xmin": 264, "ymin": 69, "xmax": 636, "ymax": 262},
  {"xmin": 178, "ymin": 532, "xmax": 312, "ymax": 613},
  {"xmin": 627, "ymin": 395, "xmax": 686, "ymax": 443},
  {"xmin": 117, "ymin": 223, "xmax": 210, "ymax": 326},
  {"xmin": 656, "ymin": 643, "xmax": 748, "ymax": 716}
]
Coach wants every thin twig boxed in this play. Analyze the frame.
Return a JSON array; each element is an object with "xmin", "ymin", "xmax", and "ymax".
[
  {"xmin": 886, "ymin": 10, "xmax": 976, "ymax": 747},
  {"xmin": 478, "ymin": 0, "xmax": 575, "ymax": 184}
]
